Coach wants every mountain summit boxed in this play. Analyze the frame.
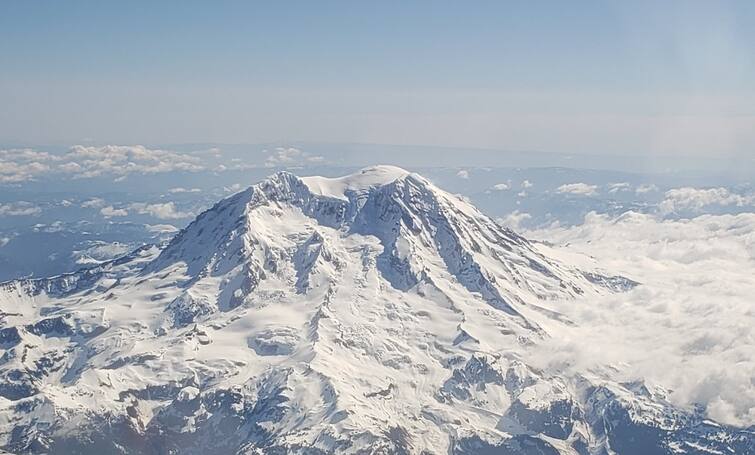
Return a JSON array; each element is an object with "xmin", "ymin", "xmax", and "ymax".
[{"xmin": 0, "ymin": 167, "xmax": 750, "ymax": 454}]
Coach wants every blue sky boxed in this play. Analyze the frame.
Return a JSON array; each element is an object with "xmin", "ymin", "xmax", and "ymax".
[{"xmin": 1, "ymin": 1, "xmax": 754, "ymax": 157}]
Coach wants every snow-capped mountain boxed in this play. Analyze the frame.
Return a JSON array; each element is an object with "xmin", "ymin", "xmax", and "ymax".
[{"xmin": 0, "ymin": 166, "xmax": 751, "ymax": 454}]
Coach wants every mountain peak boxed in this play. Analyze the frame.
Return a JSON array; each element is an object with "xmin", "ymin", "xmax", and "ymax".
[
  {"xmin": 299, "ymin": 165, "xmax": 413, "ymax": 201},
  {"xmin": 152, "ymin": 166, "xmax": 623, "ymax": 328}
]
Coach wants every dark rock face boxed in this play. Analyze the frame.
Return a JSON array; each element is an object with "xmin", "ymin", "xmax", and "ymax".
[
  {"xmin": 0, "ymin": 326, "xmax": 21, "ymax": 347},
  {"xmin": 27, "ymin": 316, "xmax": 75, "ymax": 338},
  {"xmin": 454, "ymin": 435, "xmax": 560, "ymax": 455},
  {"xmin": 581, "ymin": 271, "xmax": 639, "ymax": 292},
  {"xmin": 438, "ymin": 355, "xmax": 505, "ymax": 402},
  {"xmin": 506, "ymin": 396, "xmax": 580, "ymax": 439}
]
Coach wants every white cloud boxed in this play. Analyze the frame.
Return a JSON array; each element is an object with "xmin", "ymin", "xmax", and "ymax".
[
  {"xmin": 497, "ymin": 210, "xmax": 532, "ymax": 230},
  {"xmin": 607, "ymin": 182, "xmax": 630, "ymax": 193},
  {"xmin": 521, "ymin": 180, "xmax": 533, "ymax": 188},
  {"xmin": 636, "ymin": 183, "xmax": 659, "ymax": 194},
  {"xmin": 66, "ymin": 145, "xmax": 204, "ymax": 179},
  {"xmin": 527, "ymin": 212, "xmax": 755, "ymax": 426},
  {"xmin": 129, "ymin": 202, "xmax": 192, "ymax": 220},
  {"xmin": 0, "ymin": 201, "xmax": 42, "ymax": 216},
  {"xmin": 145, "ymin": 223, "xmax": 180, "ymax": 234},
  {"xmin": 32, "ymin": 221, "xmax": 64, "ymax": 233},
  {"xmin": 456, "ymin": 169, "xmax": 469, "ymax": 179},
  {"xmin": 168, "ymin": 187, "xmax": 201, "ymax": 194},
  {"xmin": 100, "ymin": 206, "xmax": 128, "ymax": 217},
  {"xmin": 556, "ymin": 182, "xmax": 598, "ymax": 196},
  {"xmin": 81, "ymin": 198, "xmax": 106, "ymax": 209},
  {"xmin": 659, "ymin": 187, "xmax": 754, "ymax": 214},
  {"xmin": 58, "ymin": 162, "xmax": 82, "ymax": 173},
  {"xmin": 491, "ymin": 183, "xmax": 510, "ymax": 191},
  {"xmin": 0, "ymin": 237, "xmax": 9, "ymax": 247},
  {"xmin": 0, "ymin": 149, "xmax": 52, "ymax": 183},
  {"xmin": 264, "ymin": 147, "xmax": 324, "ymax": 167},
  {"xmin": 0, "ymin": 145, "xmax": 205, "ymax": 183}
]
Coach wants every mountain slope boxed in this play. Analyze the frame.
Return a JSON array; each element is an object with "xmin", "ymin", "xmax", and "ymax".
[{"xmin": 0, "ymin": 166, "xmax": 750, "ymax": 454}]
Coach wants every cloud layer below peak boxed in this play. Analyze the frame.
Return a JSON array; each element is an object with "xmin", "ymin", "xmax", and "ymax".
[
  {"xmin": 528, "ymin": 211, "xmax": 755, "ymax": 427},
  {"xmin": 0, "ymin": 145, "xmax": 205, "ymax": 183}
]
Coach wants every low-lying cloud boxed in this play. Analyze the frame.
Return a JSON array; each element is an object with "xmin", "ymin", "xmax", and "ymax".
[
  {"xmin": 100, "ymin": 206, "xmax": 128, "ymax": 217},
  {"xmin": 0, "ymin": 201, "xmax": 42, "ymax": 216},
  {"xmin": 128, "ymin": 202, "xmax": 192, "ymax": 220},
  {"xmin": 660, "ymin": 187, "xmax": 754, "ymax": 214},
  {"xmin": 556, "ymin": 182, "xmax": 598, "ymax": 196},
  {"xmin": 635, "ymin": 183, "xmax": 659, "ymax": 194},
  {"xmin": 0, "ymin": 145, "xmax": 205, "ymax": 183},
  {"xmin": 264, "ymin": 147, "xmax": 324, "ymax": 168},
  {"xmin": 168, "ymin": 187, "xmax": 201, "ymax": 194},
  {"xmin": 607, "ymin": 182, "xmax": 630, "ymax": 193},
  {"xmin": 497, "ymin": 210, "xmax": 532, "ymax": 230},
  {"xmin": 527, "ymin": 211, "xmax": 755, "ymax": 427}
]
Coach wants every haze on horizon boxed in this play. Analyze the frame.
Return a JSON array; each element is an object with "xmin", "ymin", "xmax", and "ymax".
[{"xmin": 2, "ymin": 0, "xmax": 755, "ymax": 160}]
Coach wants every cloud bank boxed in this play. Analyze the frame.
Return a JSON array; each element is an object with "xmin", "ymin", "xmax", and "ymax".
[
  {"xmin": 528, "ymin": 211, "xmax": 755, "ymax": 427},
  {"xmin": 660, "ymin": 187, "xmax": 754, "ymax": 214},
  {"xmin": 0, "ymin": 145, "xmax": 205, "ymax": 183},
  {"xmin": 0, "ymin": 201, "xmax": 42, "ymax": 216}
]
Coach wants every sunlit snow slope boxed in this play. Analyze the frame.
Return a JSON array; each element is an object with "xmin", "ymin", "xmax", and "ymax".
[{"xmin": 0, "ymin": 166, "xmax": 751, "ymax": 454}]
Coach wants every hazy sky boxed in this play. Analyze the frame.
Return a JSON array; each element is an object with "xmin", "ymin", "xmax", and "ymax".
[{"xmin": 1, "ymin": 1, "xmax": 754, "ymax": 157}]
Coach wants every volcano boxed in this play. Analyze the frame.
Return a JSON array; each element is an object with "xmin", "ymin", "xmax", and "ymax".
[{"xmin": 0, "ymin": 166, "xmax": 750, "ymax": 454}]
